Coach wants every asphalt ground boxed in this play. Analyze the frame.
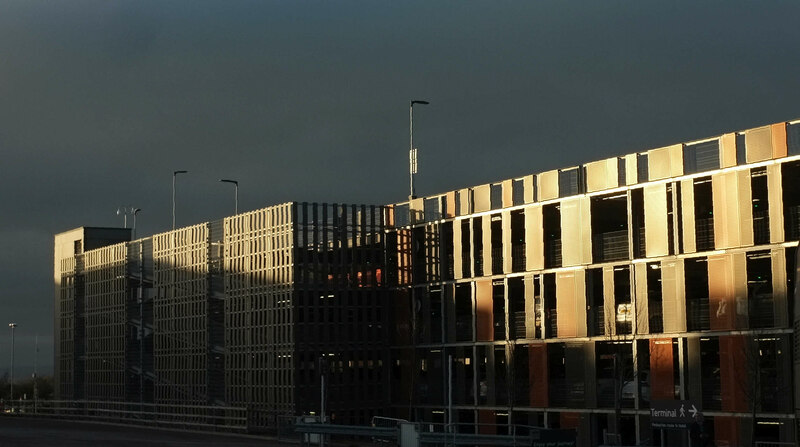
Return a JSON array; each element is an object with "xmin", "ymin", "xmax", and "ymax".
[{"xmin": 0, "ymin": 416, "xmax": 294, "ymax": 446}]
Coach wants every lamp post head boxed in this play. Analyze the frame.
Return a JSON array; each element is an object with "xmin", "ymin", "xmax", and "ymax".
[
  {"xmin": 220, "ymin": 179, "xmax": 238, "ymax": 186},
  {"xmin": 411, "ymin": 100, "xmax": 430, "ymax": 106},
  {"xmin": 9, "ymin": 323, "xmax": 16, "ymax": 328},
  {"xmin": 133, "ymin": 208, "xmax": 141, "ymax": 215},
  {"xmin": 174, "ymin": 170, "xmax": 188, "ymax": 175}
]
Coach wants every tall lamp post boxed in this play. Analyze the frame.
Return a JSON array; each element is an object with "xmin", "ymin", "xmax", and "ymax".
[
  {"xmin": 172, "ymin": 170, "xmax": 188, "ymax": 230},
  {"xmin": 132, "ymin": 208, "xmax": 141, "ymax": 239},
  {"xmin": 8, "ymin": 323, "xmax": 16, "ymax": 401},
  {"xmin": 219, "ymin": 179, "xmax": 239, "ymax": 215},
  {"xmin": 409, "ymin": 100, "xmax": 429, "ymax": 200}
]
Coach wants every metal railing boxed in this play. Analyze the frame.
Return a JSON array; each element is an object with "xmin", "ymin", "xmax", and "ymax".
[{"xmin": 4, "ymin": 400, "xmax": 247, "ymax": 432}]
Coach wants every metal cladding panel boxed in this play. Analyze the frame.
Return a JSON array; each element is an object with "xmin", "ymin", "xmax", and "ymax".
[
  {"xmin": 771, "ymin": 248, "xmax": 788, "ymax": 327},
  {"xmin": 771, "ymin": 122, "xmax": 788, "ymax": 158},
  {"xmin": 712, "ymin": 171, "xmax": 753, "ymax": 249},
  {"xmin": 648, "ymin": 144, "xmax": 683, "ymax": 181},
  {"xmin": 475, "ymin": 279, "xmax": 493, "ymax": 341},
  {"xmin": 482, "ymin": 216, "xmax": 492, "ymax": 275},
  {"xmin": 745, "ymin": 125, "xmax": 773, "ymax": 163},
  {"xmin": 524, "ymin": 275, "xmax": 537, "ymax": 339},
  {"xmin": 707, "ymin": 254, "xmax": 735, "ymax": 331},
  {"xmin": 585, "ymin": 158, "xmax": 618, "ymax": 193},
  {"xmin": 453, "ymin": 220, "xmax": 463, "ymax": 280},
  {"xmin": 732, "ymin": 252, "xmax": 748, "ymax": 330},
  {"xmin": 649, "ymin": 339, "xmax": 675, "ymax": 400},
  {"xmin": 644, "ymin": 184, "xmax": 669, "ymax": 257},
  {"xmin": 445, "ymin": 192, "xmax": 456, "ymax": 219},
  {"xmin": 634, "ymin": 263, "xmax": 649, "ymax": 334},
  {"xmin": 502, "ymin": 179, "xmax": 513, "ymax": 208},
  {"xmin": 529, "ymin": 343, "xmax": 548, "ymax": 407},
  {"xmin": 410, "ymin": 198, "xmax": 424, "ymax": 224},
  {"xmin": 458, "ymin": 188, "xmax": 471, "ymax": 215},
  {"xmin": 603, "ymin": 267, "xmax": 615, "ymax": 336},
  {"xmin": 719, "ymin": 335, "xmax": 748, "ymax": 413},
  {"xmin": 502, "ymin": 211, "xmax": 512, "ymax": 274},
  {"xmin": 661, "ymin": 260, "xmax": 686, "ymax": 333},
  {"xmin": 680, "ymin": 179, "xmax": 697, "ymax": 254},
  {"xmin": 473, "ymin": 184, "xmax": 491, "ymax": 213},
  {"xmin": 625, "ymin": 153, "xmax": 638, "ymax": 186},
  {"xmin": 720, "ymin": 133, "xmax": 737, "ymax": 168},
  {"xmin": 523, "ymin": 175, "xmax": 535, "ymax": 204},
  {"xmin": 385, "ymin": 205, "xmax": 395, "ymax": 227},
  {"xmin": 767, "ymin": 164, "xmax": 785, "ymax": 243},
  {"xmin": 560, "ymin": 197, "xmax": 591, "ymax": 267},
  {"xmin": 538, "ymin": 170, "xmax": 559, "ymax": 201},
  {"xmin": 556, "ymin": 270, "xmax": 585, "ymax": 338},
  {"xmin": 525, "ymin": 206, "xmax": 544, "ymax": 271}
]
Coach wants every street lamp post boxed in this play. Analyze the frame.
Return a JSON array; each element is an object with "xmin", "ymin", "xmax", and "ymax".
[
  {"xmin": 219, "ymin": 179, "xmax": 239, "ymax": 215},
  {"xmin": 8, "ymin": 323, "xmax": 16, "ymax": 402},
  {"xmin": 409, "ymin": 100, "xmax": 429, "ymax": 200},
  {"xmin": 172, "ymin": 170, "xmax": 188, "ymax": 230},
  {"xmin": 133, "ymin": 208, "xmax": 141, "ymax": 239}
]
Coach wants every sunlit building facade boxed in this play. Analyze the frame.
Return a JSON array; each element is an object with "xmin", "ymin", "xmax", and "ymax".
[
  {"xmin": 385, "ymin": 119, "xmax": 800, "ymax": 446},
  {"xmin": 54, "ymin": 202, "xmax": 388, "ymax": 427}
]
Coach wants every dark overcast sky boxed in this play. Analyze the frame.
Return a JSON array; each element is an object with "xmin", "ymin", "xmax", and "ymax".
[{"xmin": 2, "ymin": 1, "xmax": 800, "ymax": 375}]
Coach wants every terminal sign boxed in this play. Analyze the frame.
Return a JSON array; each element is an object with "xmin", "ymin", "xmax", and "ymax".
[{"xmin": 650, "ymin": 400, "xmax": 701, "ymax": 430}]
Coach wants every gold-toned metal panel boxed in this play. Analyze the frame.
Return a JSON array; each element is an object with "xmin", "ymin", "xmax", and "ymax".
[
  {"xmin": 634, "ymin": 263, "xmax": 649, "ymax": 335},
  {"xmin": 732, "ymin": 252, "xmax": 747, "ymax": 329},
  {"xmin": 502, "ymin": 179, "xmax": 513, "ymax": 208},
  {"xmin": 453, "ymin": 220, "xmax": 463, "ymax": 279},
  {"xmin": 680, "ymin": 179, "xmax": 696, "ymax": 254},
  {"xmin": 648, "ymin": 144, "xmax": 682, "ymax": 181},
  {"xmin": 603, "ymin": 266, "xmax": 615, "ymax": 336},
  {"xmin": 585, "ymin": 158, "xmax": 618, "ymax": 193},
  {"xmin": 445, "ymin": 192, "xmax": 456, "ymax": 218},
  {"xmin": 707, "ymin": 254, "xmax": 734, "ymax": 331},
  {"xmin": 580, "ymin": 197, "xmax": 592, "ymax": 264},
  {"xmin": 410, "ymin": 198, "xmax": 423, "ymax": 224},
  {"xmin": 524, "ymin": 275, "xmax": 536, "ymax": 339},
  {"xmin": 523, "ymin": 175, "xmax": 535, "ymax": 204},
  {"xmin": 767, "ymin": 164, "xmax": 785, "ymax": 243},
  {"xmin": 502, "ymin": 211, "xmax": 512, "ymax": 274},
  {"xmin": 473, "ymin": 184, "xmax": 491, "ymax": 213},
  {"xmin": 771, "ymin": 249, "xmax": 787, "ymax": 327},
  {"xmin": 661, "ymin": 260, "xmax": 687, "ymax": 332},
  {"xmin": 644, "ymin": 184, "xmax": 669, "ymax": 257},
  {"xmin": 720, "ymin": 133, "xmax": 737, "ymax": 168},
  {"xmin": 538, "ymin": 169, "xmax": 559, "ymax": 201},
  {"xmin": 556, "ymin": 270, "xmax": 581, "ymax": 338},
  {"xmin": 482, "ymin": 215, "xmax": 492, "ymax": 276},
  {"xmin": 745, "ymin": 125, "xmax": 772, "ymax": 163},
  {"xmin": 475, "ymin": 279, "xmax": 493, "ymax": 341},
  {"xmin": 525, "ymin": 206, "xmax": 544, "ymax": 270},
  {"xmin": 771, "ymin": 122, "xmax": 787, "ymax": 159},
  {"xmin": 737, "ymin": 170, "xmax": 754, "ymax": 247},
  {"xmin": 459, "ymin": 188, "xmax": 472, "ymax": 216},
  {"xmin": 625, "ymin": 154, "xmax": 638, "ymax": 186},
  {"xmin": 560, "ymin": 197, "xmax": 588, "ymax": 267},
  {"xmin": 712, "ymin": 171, "xmax": 754, "ymax": 249}
]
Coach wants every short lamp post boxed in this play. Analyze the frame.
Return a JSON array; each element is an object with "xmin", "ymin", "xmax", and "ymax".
[
  {"xmin": 219, "ymin": 179, "xmax": 239, "ymax": 215},
  {"xmin": 172, "ymin": 170, "xmax": 188, "ymax": 230}
]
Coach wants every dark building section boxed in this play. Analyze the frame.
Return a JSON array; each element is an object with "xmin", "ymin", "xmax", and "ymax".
[{"xmin": 385, "ymin": 119, "xmax": 800, "ymax": 446}]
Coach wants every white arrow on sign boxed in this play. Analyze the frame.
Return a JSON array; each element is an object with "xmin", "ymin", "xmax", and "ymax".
[{"xmin": 690, "ymin": 404, "xmax": 699, "ymax": 418}]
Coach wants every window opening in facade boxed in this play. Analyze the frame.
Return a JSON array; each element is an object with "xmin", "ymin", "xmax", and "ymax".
[
  {"xmin": 736, "ymin": 133, "xmax": 747, "ymax": 165},
  {"xmin": 684, "ymin": 140, "xmax": 720, "ymax": 174},
  {"xmin": 492, "ymin": 282, "xmax": 505, "ymax": 341},
  {"xmin": 586, "ymin": 268, "xmax": 604, "ymax": 337},
  {"xmin": 412, "ymin": 227, "xmax": 426, "ymax": 284},
  {"xmin": 591, "ymin": 193, "xmax": 629, "ymax": 262},
  {"xmin": 751, "ymin": 168, "xmax": 770, "ymax": 245},
  {"xmin": 547, "ymin": 343, "xmax": 567, "ymax": 406},
  {"xmin": 543, "ymin": 204, "xmax": 562, "ymax": 268},
  {"xmin": 543, "ymin": 273, "xmax": 557, "ymax": 338},
  {"xmin": 395, "ymin": 204, "xmax": 410, "ymax": 227},
  {"xmin": 630, "ymin": 189, "xmax": 646, "ymax": 259},
  {"xmin": 637, "ymin": 153, "xmax": 649, "ymax": 183},
  {"xmin": 460, "ymin": 221, "xmax": 471, "ymax": 278},
  {"xmin": 510, "ymin": 344, "xmax": 529, "ymax": 407},
  {"xmin": 614, "ymin": 266, "xmax": 632, "ymax": 335},
  {"xmin": 558, "ymin": 167, "xmax": 583, "ymax": 198},
  {"xmin": 512, "ymin": 179, "xmax": 525, "ymax": 206},
  {"xmin": 424, "ymin": 197, "xmax": 441, "ymax": 222},
  {"xmin": 508, "ymin": 277, "xmax": 525, "ymax": 340},
  {"xmin": 788, "ymin": 122, "xmax": 800, "ymax": 155},
  {"xmin": 700, "ymin": 337, "xmax": 721, "ymax": 411},
  {"xmin": 510, "ymin": 210, "xmax": 525, "ymax": 273},
  {"xmin": 473, "ymin": 219, "xmax": 483, "ymax": 277},
  {"xmin": 440, "ymin": 222, "xmax": 454, "ymax": 280},
  {"xmin": 666, "ymin": 183, "xmax": 677, "ymax": 255},
  {"xmin": 430, "ymin": 288, "xmax": 442, "ymax": 343},
  {"xmin": 596, "ymin": 341, "xmax": 634, "ymax": 409},
  {"xmin": 494, "ymin": 345, "xmax": 507, "ymax": 406},
  {"xmin": 455, "ymin": 283, "xmax": 472, "ymax": 342},
  {"xmin": 693, "ymin": 177, "xmax": 715, "ymax": 252},
  {"xmin": 617, "ymin": 157, "xmax": 626, "ymax": 186},
  {"xmin": 490, "ymin": 215, "xmax": 503, "ymax": 275},
  {"xmin": 476, "ymin": 345, "xmax": 489, "ymax": 405},
  {"xmin": 533, "ymin": 275, "xmax": 543, "ymax": 339},
  {"xmin": 786, "ymin": 246, "xmax": 797, "ymax": 321},
  {"xmin": 685, "ymin": 257, "xmax": 710, "ymax": 331},
  {"xmin": 782, "ymin": 161, "xmax": 800, "ymax": 240},
  {"xmin": 490, "ymin": 183, "xmax": 503, "ymax": 210},
  {"xmin": 647, "ymin": 262, "xmax": 664, "ymax": 333},
  {"xmin": 747, "ymin": 250, "xmax": 773, "ymax": 329},
  {"xmin": 757, "ymin": 335, "xmax": 791, "ymax": 413}
]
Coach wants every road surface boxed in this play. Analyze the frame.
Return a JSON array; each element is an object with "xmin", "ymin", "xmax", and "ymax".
[{"xmin": 0, "ymin": 416, "xmax": 291, "ymax": 446}]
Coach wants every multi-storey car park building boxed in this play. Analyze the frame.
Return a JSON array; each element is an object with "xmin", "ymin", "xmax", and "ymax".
[
  {"xmin": 54, "ymin": 203, "xmax": 388, "ymax": 427},
  {"xmin": 55, "ymin": 118, "xmax": 800, "ymax": 446},
  {"xmin": 384, "ymin": 118, "xmax": 800, "ymax": 446}
]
